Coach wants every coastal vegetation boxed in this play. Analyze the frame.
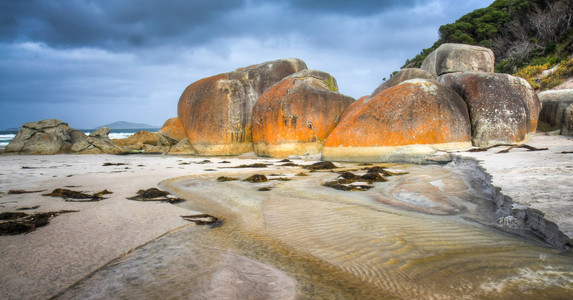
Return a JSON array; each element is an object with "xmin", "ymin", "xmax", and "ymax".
[{"xmin": 403, "ymin": 0, "xmax": 573, "ymax": 87}]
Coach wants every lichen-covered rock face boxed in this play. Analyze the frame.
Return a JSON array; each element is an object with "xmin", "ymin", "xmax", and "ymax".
[
  {"xmin": 177, "ymin": 58, "xmax": 307, "ymax": 156},
  {"xmin": 158, "ymin": 117, "xmax": 187, "ymax": 142},
  {"xmin": 251, "ymin": 70, "xmax": 355, "ymax": 158},
  {"xmin": 322, "ymin": 79, "xmax": 472, "ymax": 163},
  {"xmin": 4, "ymin": 119, "xmax": 72, "ymax": 155},
  {"xmin": 537, "ymin": 89, "xmax": 573, "ymax": 136},
  {"xmin": 438, "ymin": 72, "xmax": 532, "ymax": 146},
  {"xmin": 370, "ymin": 68, "xmax": 435, "ymax": 97},
  {"xmin": 421, "ymin": 43, "xmax": 495, "ymax": 77}
]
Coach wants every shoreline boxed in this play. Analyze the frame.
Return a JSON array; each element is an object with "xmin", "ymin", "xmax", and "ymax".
[{"xmin": 0, "ymin": 134, "xmax": 572, "ymax": 298}]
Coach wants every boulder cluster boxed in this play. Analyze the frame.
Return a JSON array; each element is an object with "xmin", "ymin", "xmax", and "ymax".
[{"xmin": 6, "ymin": 44, "xmax": 571, "ymax": 162}]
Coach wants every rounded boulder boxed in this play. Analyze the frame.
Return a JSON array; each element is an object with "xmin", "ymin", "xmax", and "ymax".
[
  {"xmin": 322, "ymin": 79, "xmax": 471, "ymax": 163},
  {"xmin": 438, "ymin": 72, "xmax": 534, "ymax": 146},
  {"xmin": 252, "ymin": 70, "xmax": 355, "ymax": 157},
  {"xmin": 177, "ymin": 58, "xmax": 307, "ymax": 156}
]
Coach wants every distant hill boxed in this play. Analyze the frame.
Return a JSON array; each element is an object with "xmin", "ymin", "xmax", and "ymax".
[{"xmin": 96, "ymin": 121, "xmax": 160, "ymax": 130}]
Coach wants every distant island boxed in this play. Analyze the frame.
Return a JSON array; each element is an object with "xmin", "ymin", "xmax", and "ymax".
[{"xmin": 96, "ymin": 121, "xmax": 160, "ymax": 130}]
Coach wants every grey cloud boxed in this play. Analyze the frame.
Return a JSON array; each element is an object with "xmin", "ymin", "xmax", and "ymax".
[
  {"xmin": 0, "ymin": 0, "xmax": 245, "ymax": 49},
  {"xmin": 285, "ymin": 0, "xmax": 421, "ymax": 16}
]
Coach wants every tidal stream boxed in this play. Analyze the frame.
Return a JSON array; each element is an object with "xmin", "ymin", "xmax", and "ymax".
[{"xmin": 58, "ymin": 161, "xmax": 573, "ymax": 299}]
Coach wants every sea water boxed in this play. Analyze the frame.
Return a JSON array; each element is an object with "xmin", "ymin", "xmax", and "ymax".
[
  {"xmin": 0, "ymin": 128, "xmax": 159, "ymax": 149},
  {"xmin": 57, "ymin": 162, "xmax": 573, "ymax": 299}
]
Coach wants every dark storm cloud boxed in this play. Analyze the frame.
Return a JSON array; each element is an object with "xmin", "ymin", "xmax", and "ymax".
[
  {"xmin": 286, "ymin": 0, "xmax": 421, "ymax": 16},
  {"xmin": 0, "ymin": 0, "xmax": 245, "ymax": 49}
]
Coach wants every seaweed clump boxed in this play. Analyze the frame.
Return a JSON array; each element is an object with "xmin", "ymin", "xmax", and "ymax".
[
  {"xmin": 43, "ymin": 189, "xmax": 112, "ymax": 202},
  {"xmin": 243, "ymin": 174, "xmax": 268, "ymax": 183},
  {"xmin": 303, "ymin": 161, "xmax": 337, "ymax": 170},
  {"xmin": 0, "ymin": 210, "xmax": 78, "ymax": 235},
  {"xmin": 127, "ymin": 188, "xmax": 184, "ymax": 204}
]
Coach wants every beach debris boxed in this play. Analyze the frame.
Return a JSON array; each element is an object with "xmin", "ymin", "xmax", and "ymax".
[
  {"xmin": 271, "ymin": 177, "xmax": 291, "ymax": 181},
  {"xmin": 181, "ymin": 214, "xmax": 221, "ymax": 227},
  {"xmin": 217, "ymin": 176, "xmax": 238, "ymax": 182},
  {"xmin": 243, "ymin": 174, "xmax": 268, "ymax": 183},
  {"xmin": 281, "ymin": 162, "xmax": 299, "ymax": 167},
  {"xmin": 219, "ymin": 161, "xmax": 231, "ymax": 164},
  {"xmin": 302, "ymin": 161, "xmax": 337, "ymax": 170},
  {"xmin": 258, "ymin": 187, "xmax": 272, "ymax": 191},
  {"xmin": 196, "ymin": 160, "xmax": 212, "ymax": 164},
  {"xmin": 17, "ymin": 205, "xmax": 41, "ymax": 211},
  {"xmin": 8, "ymin": 189, "xmax": 45, "ymax": 194},
  {"xmin": 127, "ymin": 188, "xmax": 184, "ymax": 204},
  {"xmin": 467, "ymin": 144, "xmax": 548, "ymax": 153},
  {"xmin": 360, "ymin": 172, "xmax": 388, "ymax": 183},
  {"xmin": 230, "ymin": 163, "xmax": 271, "ymax": 168},
  {"xmin": 562, "ymin": 151, "xmax": 573, "ymax": 154},
  {"xmin": 102, "ymin": 162, "xmax": 128, "ymax": 166},
  {"xmin": 363, "ymin": 166, "xmax": 408, "ymax": 176},
  {"xmin": 0, "ymin": 210, "xmax": 78, "ymax": 235},
  {"xmin": 323, "ymin": 181, "xmax": 373, "ymax": 192},
  {"xmin": 178, "ymin": 162, "xmax": 191, "ymax": 165},
  {"xmin": 43, "ymin": 188, "xmax": 112, "ymax": 202},
  {"xmin": 295, "ymin": 172, "xmax": 309, "ymax": 176}
]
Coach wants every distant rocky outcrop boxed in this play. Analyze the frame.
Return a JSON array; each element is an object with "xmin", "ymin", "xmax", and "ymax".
[
  {"xmin": 4, "ymin": 119, "xmax": 123, "ymax": 155},
  {"xmin": 177, "ymin": 58, "xmax": 307, "ymax": 156},
  {"xmin": 251, "ymin": 70, "xmax": 355, "ymax": 158},
  {"xmin": 421, "ymin": 43, "xmax": 495, "ymax": 77},
  {"xmin": 70, "ymin": 127, "xmax": 123, "ymax": 154},
  {"xmin": 112, "ymin": 131, "xmax": 159, "ymax": 150},
  {"xmin": 537, "ymin": 89, "xmax": 573, "ymax": 136},
  {"xmin": 4, "ymin": 119, "xmax": 73, "ymax": 155},
  {"xmin": 438, "ymin": 72, "xmax": 536, "ymax": 146},
  {"xmin": 322, "ymin": 79, "xmax": 471, "ymax": 163}
]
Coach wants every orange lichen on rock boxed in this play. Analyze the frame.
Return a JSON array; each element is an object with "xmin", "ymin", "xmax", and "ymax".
[
  {"xmin": 323, "ymin": 79, "xmax": 472, "ymax": 163},
  {"xmin": 252, "ymin": 70, "xmax": 355, "ymax": 157},
  {"xmin": 158, "ymin": 117, "xmax": 187, "ymax": 141},
  {"xmin": 177, "ymin": 58, "xmax": 307, "ymax": 156}
]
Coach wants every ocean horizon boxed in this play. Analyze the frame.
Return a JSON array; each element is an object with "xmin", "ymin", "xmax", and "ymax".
[{"xmin": 0, "ymin": 128, "xmax": 160, "ymax": 149}]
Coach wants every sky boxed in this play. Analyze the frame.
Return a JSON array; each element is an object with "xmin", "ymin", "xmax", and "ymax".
[{"xmin": 0, "ymin": 0, "xmax": 495, "ymax": 130}]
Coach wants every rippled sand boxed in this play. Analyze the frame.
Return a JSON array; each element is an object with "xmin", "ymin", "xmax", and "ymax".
[{"xmin": 59, "ymin": 162, "xmax": 573, "ymax": 299}]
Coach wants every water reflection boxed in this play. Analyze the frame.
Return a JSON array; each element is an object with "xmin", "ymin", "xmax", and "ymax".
[{"xmin": 58, "ymin": 162, "xmax": 573, "ymax": 299}]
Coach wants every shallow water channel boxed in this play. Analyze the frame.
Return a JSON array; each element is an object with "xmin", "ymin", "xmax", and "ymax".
[{"xmin": 58, "ymin": 161, "xmax": 573, "ymax": 299}]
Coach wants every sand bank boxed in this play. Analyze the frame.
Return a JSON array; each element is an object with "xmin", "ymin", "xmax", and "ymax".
[
  {"xmin": 458, "ymin": 134, "xmax": 573, "ymax": 249},
  {"xmin": 0, "ymin": 134, "xmax": 571, "ymax": 298},
  {"xmin": 0, "ymin": 154, "xmax": 285, "ymax": 299}
]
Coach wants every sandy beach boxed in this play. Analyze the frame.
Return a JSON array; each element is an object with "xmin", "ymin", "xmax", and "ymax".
[
  {"xmin": 0, "ymin": 134, "xmax": 572, "ymax": 299},
  {"xmin": 0, "ymin": 153, "xmax": 288, "ymax": 299}
]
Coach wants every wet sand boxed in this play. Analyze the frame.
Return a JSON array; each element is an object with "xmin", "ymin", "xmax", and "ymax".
[{"xmin": 0, "ymin": 134, "xmax": 572, "ymax": 299}]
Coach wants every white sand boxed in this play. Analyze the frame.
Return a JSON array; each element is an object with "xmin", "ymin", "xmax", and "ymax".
[
  {"xmin": 458, "ymin": 134, "xmax": 573, "ymax": 239},
  {"xmin": 0, "ymin": 154, "xmax": 283, "ymax": 299},
  {"xmin": 0, "ymin": 135, "xmax": 572, "ymax": 298}
]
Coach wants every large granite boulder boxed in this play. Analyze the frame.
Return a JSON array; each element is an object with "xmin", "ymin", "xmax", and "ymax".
[
  {"xmin": 438, "ymin": 72, "xmax": 534, "ymax": 146},
  {"xmin": 537, "ymin": 89, "xmax": 573, "ymax": 136},
  {"xmin": 4, "ymin": 119, "xmax": 73, "ymax": 155},
  {"xmin": 113, "ymin": 131, "xmax": 158, "ymax": 150},
  {"xmin": 322, "ymin": 79, "xmax": 472, "ymax": 163},
  {"xmin": 251, "ymin": 70, "xmax": 355, "ymax": 157},
  {"xmin": 158, "ymin": 117, "xmax": 187, "ymax": 145},
  {"xmin": 421, "ymin": 43, "xmax": 495, "ymax": 77},
  {"xmin": 177, "ymin": 58, "xmax": 307, "ymax": 156},
  {"xmin": 370, "ymin": 68, "xmax": 434, "ymax": 97},
  {"xmin": 71, "ymin": 127, "xmax": 123, "ymax": 154}
]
